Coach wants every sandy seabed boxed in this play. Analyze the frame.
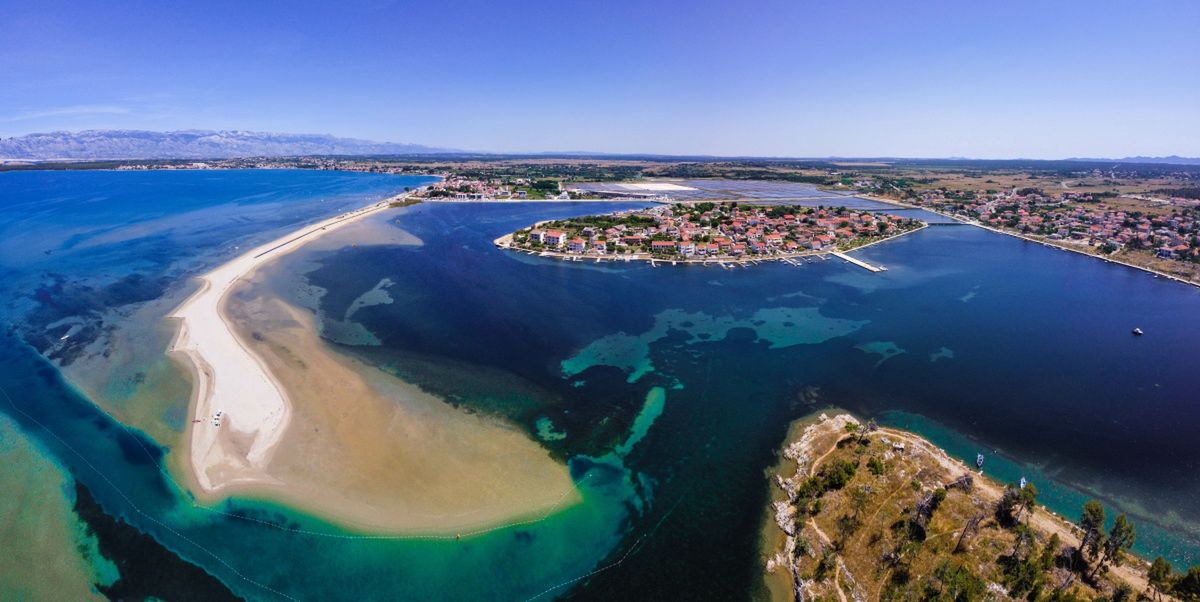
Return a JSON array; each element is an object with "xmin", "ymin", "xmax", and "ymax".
[{"xmin": 169, "ymin": 198, "xmax": 578, "ymax": 533}]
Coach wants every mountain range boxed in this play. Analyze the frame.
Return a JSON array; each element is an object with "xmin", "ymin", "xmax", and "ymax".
[
  {"xmin": 1066, "ymin": 155, "xmax": 1200, "ymax": 165},
  {"xmin": 2, "ymin": 130, "xmax": 1197, "ymax": 165},
  {"xmin": 0, "ymin": 130, "xmax": 454, "ymax": 161}
]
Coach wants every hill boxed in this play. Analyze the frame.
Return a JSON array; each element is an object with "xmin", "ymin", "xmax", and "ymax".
[{"xmin": 762, "ymin": 413, "xmax": 1197, "ymax": 601}]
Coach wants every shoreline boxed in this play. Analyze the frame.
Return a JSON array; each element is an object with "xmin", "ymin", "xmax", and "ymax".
[
  {"xmin": 424, "ymin": 197, "xmax": 671, "ymax": 204},
  {"xmin": 167, "ymin": 192, "xmax": 408, "ymax": 495},
  {"xmin": 494, "ymin": 223, "xmax": 928, "ymax": 268},
  {"xmin": 763, "ymin": 411, "xmax": 1159, "ymax": 601},
  {"xmin": 214, "ymin": 290, "xmax": 580, "ymax": 534},
  {"xmin": 166, "ymin": 189, "xmax": 582, "ymax": 534},
  {"xmin": 863, "ymin": 193, "xmax": 1200, "ymax": 289}
]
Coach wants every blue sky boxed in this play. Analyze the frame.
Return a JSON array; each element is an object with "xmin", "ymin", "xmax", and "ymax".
[{"xmin": 2, "ymin": 0, "xmax": 1197, "ymax": 158}]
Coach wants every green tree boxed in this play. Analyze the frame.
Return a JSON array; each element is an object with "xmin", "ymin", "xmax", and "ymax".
[
  {"xmin": 1147, "ymin": 557, "xmax": 1172, "ymax": 601},
  {"xmin": 1040, "ymin": 533, "xmax": 1060, "ymax": 571},
  {"xmin": 1015, "ymin": 482, "xmax": 1038, "ymax": 523},
  {"xmin": 1091, "ymin": 514, "xmax": 1135, "ymax": 580},
  {"xmin": 1000, "ymin": 526, "xmax": 1049, "ymax": 598},
  {"xmin": 868, "ymin": 456, "xmax": 887, "ymax": 476},
  {"xmin": 923, "ymin": 560, "xmax": 986, "ymax": 601},
  {"xmin": 1111, "ymin": 582, "xmax": 1135, "ymax": 602},
  {"xmin": 849, "ymin": 485, "xmax": 871, "ymax": 520},
  {"xmin": 835, "ymin": 514, "xmax": 860, "ymax": 548},
  {"xmin": 1175, "ymin": 566, "xmax": 1200, "ymax": 600},
  {"xmin": 813, "ymin": 550, "xmax": 837, "ymax": 582},
  {"xmin": 997, "ymin": 483, "xmax": 1036, "ymax": 526},
  {"xmin": 1079, "ymin": 500, "xmax": 1107, "ymax": 560}
]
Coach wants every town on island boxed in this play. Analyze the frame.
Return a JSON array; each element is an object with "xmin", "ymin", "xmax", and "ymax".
[{"xmin": 495, "ymin": 202, "xmax": 925, "ymax": 267}]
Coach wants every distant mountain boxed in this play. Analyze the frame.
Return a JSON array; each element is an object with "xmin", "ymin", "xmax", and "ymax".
[
  {"xmin": 0, "ymin": 130, "xmax": 456, "ymax": 161},
  {"xmin": 1066, "ymin": 155, "xmax": 1200, "ymax": 166},
  {"xmin": 1117, "ymin": 155, "xmax": 1200, "ymax": 165}
]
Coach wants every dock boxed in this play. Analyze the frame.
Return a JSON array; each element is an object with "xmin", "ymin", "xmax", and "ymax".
[{"xmin": 831, "ymin": 251, "xmax": 887, "ymax": 272}]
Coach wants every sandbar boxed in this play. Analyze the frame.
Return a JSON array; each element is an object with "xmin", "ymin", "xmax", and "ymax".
[{"xmin": 169, "ymin": 194, "xmax": 578, "ymax": 532}]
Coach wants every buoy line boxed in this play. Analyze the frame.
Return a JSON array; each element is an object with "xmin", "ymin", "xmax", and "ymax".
[
  {"xmin": 0, "ymin": 383, "xmax": 302, "ymax": 602},
  {"xmin": 0, "ymin": 378, "xmax": 653, "ymax": 601}
]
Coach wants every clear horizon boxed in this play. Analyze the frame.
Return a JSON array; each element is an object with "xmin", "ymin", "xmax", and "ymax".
[{"xmin": 3, "ymin": 0, "xmax": 1198, "ymax": 159}]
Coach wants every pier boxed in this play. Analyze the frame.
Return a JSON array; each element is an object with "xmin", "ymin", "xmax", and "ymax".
[{"xmin": 831, "ymin": 251, "xmax": 887, "ymax": 272}]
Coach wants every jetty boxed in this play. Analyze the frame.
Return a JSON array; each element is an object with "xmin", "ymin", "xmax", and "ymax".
[{"xmin": 831, "ymin": 251, "xmax": 886, "ymax": 272}]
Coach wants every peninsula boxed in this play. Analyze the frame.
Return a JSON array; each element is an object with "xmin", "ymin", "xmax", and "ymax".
[
  {"xmin": 496, "ymin": 202, "xmax": 924, "ymax": 266},
  {"xmin": 169, "ymin": 196, "xmax": 398, "ymax": 493},
  {"xmin": 763, "ymin": 413, "xmax": 1198, "ymax": 601},
  {"xmin": 168, "ymin": 191, "xmax": 579, "ymax": 533}
]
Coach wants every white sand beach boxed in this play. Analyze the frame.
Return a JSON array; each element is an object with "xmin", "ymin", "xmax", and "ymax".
[
  {"xmin": 168, "ymin": 197, "xmax": 396, "ymax": 492},
  {"xmin": 168, "ymin": 194, "xmax": 579, "ymax": 532}
]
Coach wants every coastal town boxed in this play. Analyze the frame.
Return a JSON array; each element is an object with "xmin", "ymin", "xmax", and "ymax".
[
  {"xmin": 909, "ymin": 188, "xmax": 1198, "ymax": 256},
  {"xmin": 500, "ymin": 202, "xmax": 924, "ymax": 264},
  {"xmin": 419, "ymin": 174, "xmax": 577, "ymax": 200},
  {"xmin": 880, "ymin": 185, "xmax": 1200, "ymax": 283}
]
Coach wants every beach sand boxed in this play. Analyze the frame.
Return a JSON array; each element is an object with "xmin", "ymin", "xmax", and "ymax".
[
  {"xmin": 168, "ymin": 196, "xmax": 578, "ymax": 533},
  {"xmin": 221, "ymin": 287, "xmax": 578, "ymax": 533}
]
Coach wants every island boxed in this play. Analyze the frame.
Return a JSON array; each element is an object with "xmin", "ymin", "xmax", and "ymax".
[{"xmin": 496, "ymin": 202, "xmax": 925, "ymax": 265}]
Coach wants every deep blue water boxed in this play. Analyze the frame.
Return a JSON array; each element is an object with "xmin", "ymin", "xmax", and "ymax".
[
  {"xmin": 0, "ymin": 169, "xmax": 431, "ymax": 361},
  {"xmin": 304, "ymin": 203, "xmax": 1200, "ymax": 585},
  {"xmin": 2, "ymin": 170, "xmax": 1199, "ymax": 600}
]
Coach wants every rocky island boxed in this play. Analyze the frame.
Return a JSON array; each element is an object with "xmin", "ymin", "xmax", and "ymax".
[{"xmin": 762, "ymin": 413, "xmax": 1198, "ymax": 602}]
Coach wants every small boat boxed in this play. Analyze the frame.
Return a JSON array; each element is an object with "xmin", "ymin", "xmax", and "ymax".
[
  {"xmin": 1132, "ymin": 328, "xmax": 1144, "ymax": 336},
  {"xmin": 975, "ymin": 453, "xmax": 985, "ymax": 469},
  {"xmin": 1019, "ymin": 476, "xmax": 1027, "ymax": 489}
]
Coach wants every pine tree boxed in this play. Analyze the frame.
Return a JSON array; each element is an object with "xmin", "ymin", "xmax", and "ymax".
[
  {"xmin": 1091, "ymin": 514, "xmax": 1135, "ymax": 580},
  {"xmin": 1147, "ymin": 556, "xmax": 1172, "ymax": 601}
]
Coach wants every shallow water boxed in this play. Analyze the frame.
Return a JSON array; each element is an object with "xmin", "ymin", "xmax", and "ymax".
[
  {"xmin": 2, "ymin": 172, "xmax": 1199, "ymax": 600},
  {"xmin": 303, "ymin": 202, "xmax": 1200, "ymax": 584},
  {"xmin": 0, "ymin": 414, "xmax": 111, "ymax": 600}
]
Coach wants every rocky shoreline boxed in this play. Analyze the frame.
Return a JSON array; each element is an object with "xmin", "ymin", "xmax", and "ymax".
[{"xmin": 763, "ymin": 412, "xmax": 1161, "ymax": 601}]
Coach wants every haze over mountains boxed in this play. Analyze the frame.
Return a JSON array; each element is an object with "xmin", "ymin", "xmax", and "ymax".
[
  {"xmin": 1079, "ymin": 155, "xmax": 1200, "ymax": 166},
  {"xmin": 0, "ymin": 130, "xmax": 453, "ymax": 161},
  {"xmin": 1, "ymin": 129, "xmax": 1197, "ymax": 164}
]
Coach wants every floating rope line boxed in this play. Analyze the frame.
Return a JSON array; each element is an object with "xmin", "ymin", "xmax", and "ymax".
[
  {"xmin": 187, "ymin": 474, "xmax": 588, "ymax": 542},
  {"xmin": 0, "ymin": 384, "xmax": 302, "ymax": 602},
  {"xmin": 100, "ymin": 389, "xmax": 589, "ymax": 541},
  {"xmin": 1, "ymin": 380, "xmax": 657, "ymax": 601},
  {"xmin": 522, "ymin": 534, "xmax": 648, "ymax": 602}
]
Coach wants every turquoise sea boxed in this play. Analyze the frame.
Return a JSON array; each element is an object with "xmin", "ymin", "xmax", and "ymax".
[{"xmin": 2, "ymin": 169, "xmax": 1199, "ymax": 599}]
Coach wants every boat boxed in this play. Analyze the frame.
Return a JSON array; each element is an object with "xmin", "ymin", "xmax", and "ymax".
[
  {"xmin": 1132, "ymin": 328, "xmax": 1144, "ymax": 336},
  {"xmin": 975, "ymin": 453, "xmax": 985, "ymax": 469},
  {"xmin": 1019, "ymin": 476, "xmax": 1027, "ymax": 489}
]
